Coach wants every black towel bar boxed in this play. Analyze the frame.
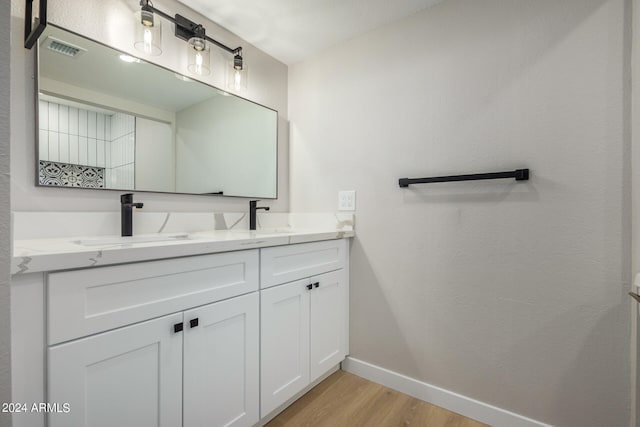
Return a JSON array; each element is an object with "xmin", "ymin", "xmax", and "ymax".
[{"xmin": 398, "ymin": 169, "xmax": 529, "ymax": 188}]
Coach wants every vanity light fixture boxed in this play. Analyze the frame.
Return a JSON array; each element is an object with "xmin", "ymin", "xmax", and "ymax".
[
  {"xmin": 134, "ymin": 0, "xmax": 246, "ymax": 85},
  {"xmin": 134, "ymin": 1, "xmax": 162, "ymax": 55},
  {"xmin": 23, "ymin": 0, "xmax": 247, "ymax": 90},
  {"xmin": 227, "ymin": 53, "xmax": 248, "ymax": 91},
  {"xmin": 186, "ymin": 25, "xmax": 210, "ymax": 75}
]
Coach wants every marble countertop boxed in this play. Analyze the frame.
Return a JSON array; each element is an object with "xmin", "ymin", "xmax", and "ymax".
[
  {"xmin": 11, "ymin": 211, "xmax": 355, "ymax": 275},
  {"xmin": 12, "ymin": 228, "xmax": 354, "ymax": 275}
]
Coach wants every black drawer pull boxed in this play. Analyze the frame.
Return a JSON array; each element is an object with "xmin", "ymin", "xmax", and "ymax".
[
  {"xmin": 190, "ymin": 318, "xmax": 199, "ymax": 328},
  {"xmin": 173, "ymin": 322, "xmax": 184, "ymax": 333},
  {"xmin": 306, "ymin": 284, "xmax": 313, "ymax": 290},
  {"xmin": 313, "ymin": 282, "xmax": 320, "ymax": 288}
]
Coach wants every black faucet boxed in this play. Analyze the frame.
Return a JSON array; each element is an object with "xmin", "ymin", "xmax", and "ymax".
[
  {"xmin": 120, "ymin": 193, "xmax": 144, "ymax": 237},
  {"xmin": 249, "ymin": 200, "xmax": 270, "ymax": 230}
]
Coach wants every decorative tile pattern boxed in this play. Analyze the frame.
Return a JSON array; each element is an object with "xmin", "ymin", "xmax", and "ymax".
[
  {"xmin": 39, "ymin": 99, "xmax": 136, "ymax": 189},
  {"xmin": 39, "ymin": 160, "xmax": 105, "ymax": 188}
]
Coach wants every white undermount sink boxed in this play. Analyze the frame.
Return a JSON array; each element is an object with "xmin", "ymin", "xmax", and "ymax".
[{"xmin": 73, "ymin": 233, "xmax": 190, "ymax": 246}]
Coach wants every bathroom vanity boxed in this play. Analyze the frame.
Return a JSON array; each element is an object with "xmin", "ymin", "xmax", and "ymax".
[
  {"xmin": 10, "ymin": 216, "xmax": 352, "ymax": 427},
  {"xmin": 13, "ymin": 8, "xmax": 353, "ymax": 427}
]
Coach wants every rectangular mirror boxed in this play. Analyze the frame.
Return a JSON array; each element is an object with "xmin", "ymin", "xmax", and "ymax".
[{"xmin": 36, "ymin": 25, "xmax": 278, "ymax": 198}]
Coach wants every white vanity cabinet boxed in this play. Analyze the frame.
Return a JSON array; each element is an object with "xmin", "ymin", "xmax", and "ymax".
[
  {"xmin": 11, "ymin": 237, "xmax": 350, "ymax": 427},
  {"xmin": 46, "ymin": 250, "xmax": 260, "ymax": 427},
  {"xmin": 259, "ymin": 240, "xmax": 349, "ymax": 417}
]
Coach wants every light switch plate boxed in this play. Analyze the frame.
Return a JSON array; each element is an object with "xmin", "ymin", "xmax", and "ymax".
[{"xmin": 338, "ymin": 190, "xmax": 356, "ymax": 211}]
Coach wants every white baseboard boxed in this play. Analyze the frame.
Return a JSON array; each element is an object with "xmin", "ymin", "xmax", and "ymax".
[{"xmin": 342, "ymin": 357, "xmax": 552, "ymax": 427}]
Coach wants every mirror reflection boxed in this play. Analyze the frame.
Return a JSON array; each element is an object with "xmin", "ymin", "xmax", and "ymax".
[{"xmin": 37, "ymin": 25, "xmax": 278, "ymax": 198}]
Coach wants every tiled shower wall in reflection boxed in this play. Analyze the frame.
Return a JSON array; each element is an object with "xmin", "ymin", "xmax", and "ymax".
[
  {"xmin": 38, "ymin": 100, "xmax": 135, "ymax": 189},
  {"xmin": 108, "ymin": 112, "xmax": 135, "ymax": 189}
]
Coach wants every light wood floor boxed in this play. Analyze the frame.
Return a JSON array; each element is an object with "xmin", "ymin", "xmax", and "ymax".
[{"xmin": 266, "ymin": 370, "xmax": 489, "ymax": 427}]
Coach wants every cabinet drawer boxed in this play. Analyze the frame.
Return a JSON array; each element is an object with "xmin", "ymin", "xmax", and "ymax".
[
  {"xmin": 48, "ymin": 250, "xmax": 258, "ymax": 344},
  {"xmin": 260, "ymin": 239, "xmax": 347, "ymax": 289}
]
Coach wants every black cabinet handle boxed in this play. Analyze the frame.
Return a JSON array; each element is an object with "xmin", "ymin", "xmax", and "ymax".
[
  {"xmin": 190, "ymin": 318, "xmax": 199, "ymax": 328},
  {"xmin": 306, "ymin": 284, "xmax": 313, "ymax": 290},
  {"xmin": 313, "ymin": 282, "xmax": 320, "ymax": 288},
  {"xmin": 173, "ymin": 322, "xmax": 184, "ymax": 333}
]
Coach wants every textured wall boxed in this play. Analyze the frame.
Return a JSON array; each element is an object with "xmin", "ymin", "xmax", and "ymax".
[
  {"xmin": 0, "ymin": 0, "xmax": 11, "ymax": 424},
  {"xmin": 632, "ymin": 0, "xmax": 639, "ymax": 424},
  {"xmin": 10, "ymin": 0, "xmax": 288, "ymax": 213},
  {"xmin": 289, "ymin": 0, "xmax": 631, "ymax": 425}
]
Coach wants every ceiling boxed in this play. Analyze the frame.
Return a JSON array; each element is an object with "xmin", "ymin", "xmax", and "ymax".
[{"xmin": 176, "ymin": 0, "xmax": 444, "ymax": 65}]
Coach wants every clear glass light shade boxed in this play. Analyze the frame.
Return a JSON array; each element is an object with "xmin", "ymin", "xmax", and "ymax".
[
  {"xmin": 187, "ymin": 37, "xmax": 210, "ymax": 75},
  {"xmin": 134, "ymin": 11, "xmax": 162, "ymax": 56},
  {"xmin": 226, "ymin": 62, "xmax": 248, "ymax": 92}
]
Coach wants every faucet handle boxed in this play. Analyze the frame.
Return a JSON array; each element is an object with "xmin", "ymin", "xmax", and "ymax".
[{"xmin": 121, "ymin": 193, "xmax": 142, "ymax": 209}]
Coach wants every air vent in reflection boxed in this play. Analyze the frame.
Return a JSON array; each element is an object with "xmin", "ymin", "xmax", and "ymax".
[{"xmin": 45, "ymin": 36, "xmax": 87, "ymax": 58}]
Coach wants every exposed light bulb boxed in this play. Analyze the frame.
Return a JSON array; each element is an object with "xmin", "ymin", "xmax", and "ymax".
[
  {"xmin": 227, "ymin": 59, "xmax": 247, "ymax": 92},
  {"xmin": 234, "ymin": 69, "xmax": 242, "ymax": 90},
  {"xmin": 187, "ymin": 36, "xmax": 210, "ymax": 75},
  {"xmin": 143, "ymin": 28, "xmax": 153, "ymax": 54},
  {"xmin": 195, "ymin": 51, "xmax": 203, "ymax": 75},
  {"xmin": 134, "ymin": 9, "xmax": 161, "ymax": 55}
]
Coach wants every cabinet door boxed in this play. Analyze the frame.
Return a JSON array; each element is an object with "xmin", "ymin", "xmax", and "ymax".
[
  {"xmin": 48, "ymin": 313, "xmax": 183, "ymax": 427},
  {"xmin": 260, "ymin": 279, "xmax": 311, "ymax": 417},
  {"xmin": 183, "ymin": 293, "xmax": 259, "ymax": 427},
  {"xmin": 310, "ymin": 269, "xmax": 346, "ymax": 382}
]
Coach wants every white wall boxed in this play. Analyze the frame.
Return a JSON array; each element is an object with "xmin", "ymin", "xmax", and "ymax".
[
  {"xmin": 289, "ymin": 0, "xmax": 631, "ymax": 425},
  {"xmin": 135, "ymin": 118, "xmax": 174, "ymax": 192},
  {"xmin": 10, "ymin": 0, "xmax": 288, "ymax": 213},
  {"xmin": 0, "ymin": 0, "xmax": 11, "ymax": 425},
  {"xmin": 632, "ymin": 0, "xmax": 640, "ymax": 423},
  {"xmin": 175, "ymin": 95, "xmax": 277, "ymax": 197},
  {"xmin": 39, "ymin": 77, "xmax": 176, "ymax": 124}
]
